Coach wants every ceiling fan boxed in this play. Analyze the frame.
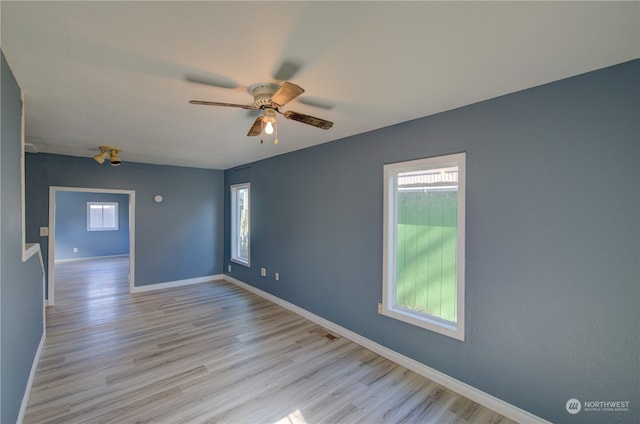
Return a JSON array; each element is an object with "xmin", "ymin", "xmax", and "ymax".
[{"xmin": 189, "ymin": 81, "xmax": 333, "ymax": 144}]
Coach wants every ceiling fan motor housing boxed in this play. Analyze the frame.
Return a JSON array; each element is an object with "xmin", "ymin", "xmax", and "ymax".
[{"xmin": 249, "ymin": 83, "xmax": 280, "ymax": 108}]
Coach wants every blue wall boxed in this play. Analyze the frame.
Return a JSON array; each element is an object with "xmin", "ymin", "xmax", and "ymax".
[
  {"xmin": 225, "ymin": 60, "xmax": 639, "ymax": 423},
  {"xmin": 1, "ymin": 52, "xmax": 45, "ymax": 424},
  {"xmin": 55, "ymin": 191, "xmax": 130, "ymax": 260},
  {"xmin": 26, "ymin": 154, "xmax": 224, "ymax": 290}
]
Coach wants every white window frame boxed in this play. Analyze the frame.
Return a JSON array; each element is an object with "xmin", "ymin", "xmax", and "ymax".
[
  {"xmin": 382, "ymin": 152, "xmax": 466, "ymax": 341},
  {"xmin": 230, "ymin": 183, "xmax": 251, "ymax": 267},
  {"xmin": 87, "ymin": 201, "xmax": 119, "ymax": 231}
]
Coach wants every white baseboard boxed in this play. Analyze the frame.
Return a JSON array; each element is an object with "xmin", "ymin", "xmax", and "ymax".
[
  {"xmin": 17, "ymin": 332, "xmax": 46, "ymax": 424},
  {"xmin": 223, "ymin": 275, "xmax": 549, "ymax": 424},
  {"xmin": 131, "ymin": 274, "xmax": 222, "ymax": 293},
  {"xmin": 54, "ymin": 254, "xmax": 129, "ymax": 264}
]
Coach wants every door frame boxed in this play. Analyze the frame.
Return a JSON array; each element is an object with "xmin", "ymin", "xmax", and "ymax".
[{"xmin": 47, "ymin": 186, "xmax": 135, "ymax": 305}]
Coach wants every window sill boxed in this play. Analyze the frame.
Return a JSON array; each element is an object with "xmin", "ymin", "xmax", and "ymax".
[
  {"xmin": 381, "ymin": 305, "xmax": 464, "ymax": 341},
  {"xmin": 231, "ymin": 258, "xmax": 250, "ymax": 268}
]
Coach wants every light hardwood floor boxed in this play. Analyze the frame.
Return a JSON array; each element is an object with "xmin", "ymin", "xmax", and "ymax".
[{"xmin": 24, "ymin": 257, "xmax": 515, "ymax": 424}]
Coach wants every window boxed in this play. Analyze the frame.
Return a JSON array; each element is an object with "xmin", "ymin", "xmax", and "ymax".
[
  {"xmin": 231, "ymin": 183, "xmax": 250, "ymax": 266},
  {"xmin": 382, "ymin": 152, "xmax": 466, "ymax": 340},
  {"xmin": 87, "ymin": 202, "xmax": 119, "ymax": 231}
]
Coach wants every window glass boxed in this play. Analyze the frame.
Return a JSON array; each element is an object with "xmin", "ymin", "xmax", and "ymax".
[
  {"xmin": 87, "ymin": 202, "xmax": 119, "ymax": 231},
  {"xmin": 231, "ymin": 183, "xmax": 250, "ymax": 266}
]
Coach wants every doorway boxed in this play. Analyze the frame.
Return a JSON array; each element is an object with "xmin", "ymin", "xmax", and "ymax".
[{"xmin": 47, "ymin": 186, "xmax": 135, "ymax": 305}]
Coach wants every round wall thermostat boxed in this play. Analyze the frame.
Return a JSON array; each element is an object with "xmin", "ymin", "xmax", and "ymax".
[{"xmin": 154, "ymin": 195, "xmax": 163, "ymax": 203}]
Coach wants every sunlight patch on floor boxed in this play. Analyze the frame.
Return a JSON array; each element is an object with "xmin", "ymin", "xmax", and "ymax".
[{"xmin": 273, "ymin": 409, "xmax": 307, "ymax": 424}]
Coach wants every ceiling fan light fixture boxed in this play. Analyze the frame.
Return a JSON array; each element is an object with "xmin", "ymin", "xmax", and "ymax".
[{"xmin": 262, "ymin": 108, "xmax": 277, "ymax": 135}]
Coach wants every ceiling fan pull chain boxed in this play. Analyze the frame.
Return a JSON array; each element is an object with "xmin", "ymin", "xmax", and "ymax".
[
  {"xmin": 274, "ymin": 120, "xmax": 279, "ymax": 144},
  {"xmin": 260, "ymin": 118, "xmax": 264, "ymax": 144}
]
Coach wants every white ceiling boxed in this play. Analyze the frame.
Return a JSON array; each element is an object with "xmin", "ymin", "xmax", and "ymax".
[{"xmin": 1, "ymin": 1, "xmax": 638, "ymax": 170}]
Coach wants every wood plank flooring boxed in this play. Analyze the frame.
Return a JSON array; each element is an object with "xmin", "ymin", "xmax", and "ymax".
[{"xmin": 24, "ymin": 257, "xmax": 515, "ymax": 424}]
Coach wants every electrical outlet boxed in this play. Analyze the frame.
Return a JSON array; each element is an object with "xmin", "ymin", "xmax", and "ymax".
[
  {"xmin": 261, "ymin": 267, "xmax": 267, "ymax": 277},
  {"xmin": 73, "ymin": 248, "xmax": 78, "ymax": 253},
  {"xmin": 228, "ymin": 264, "xmax": 232, "ymax": 273},
  {"xmin": 275, "ymin": 272, "xmax": 280, "ymax": 281},
  {"xmin": 39, "ymin": 226, "xmax": 49, "ymax": 236},
  {"xmin": 377, "ymin": 303, "xmax": 382, "ymax": 314}
]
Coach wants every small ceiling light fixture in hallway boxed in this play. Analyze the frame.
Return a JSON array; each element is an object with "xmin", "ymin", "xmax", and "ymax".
[{"xmin": 93, "ymin": 146, "xmax": 123, "ymax": 166}]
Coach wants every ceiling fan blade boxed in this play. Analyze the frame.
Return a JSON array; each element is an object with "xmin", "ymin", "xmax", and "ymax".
[
  {"xmin": 185, "ymin": 73, "xmax": 239, "ymax": 89},
  {"xmin": 271, "ymin": 82, "xmax": 305, "ymax": 107},
  {"xmin": 298, "ymin": 96, "xmax": 336, "ymax": 110},
  {"xmin": 284, "ymin": 111, "xmax": 333, "ymax": 130},
  {"xmin": 189, "ymin": 100, "xmax": 256, "ymax": 110},
  {"xmin": 272, "ymin": 59, "xmax": 303, "ymax": 81},
  {"xmin": 247, "ymin": 116, "xmax": 264, "ymax": 136}
]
